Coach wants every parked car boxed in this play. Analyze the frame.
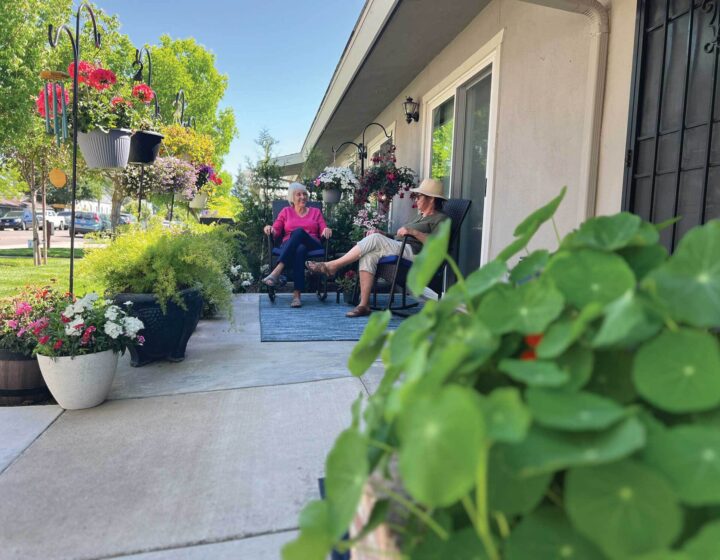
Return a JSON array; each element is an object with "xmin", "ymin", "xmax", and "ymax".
[
  {"xmin": 27, "ymin": 209, "xmax": 67, "ymax": 230},
  {"xmin": 72, "ymin": 211, "xmax": 106, "ymax": 235},
  {"xmin": 0, "ymin": 210, "xmax": 29, "ymax": 231},
  {"xmin": 118, "ymin": 213, "xmax": 137, "ymax": 225}
]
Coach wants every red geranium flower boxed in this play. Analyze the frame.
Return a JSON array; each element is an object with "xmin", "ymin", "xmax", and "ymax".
[
  {"xmin": 67, "ymin": 60, "xmax": 96, "ymax": 85},
  {"xmin": 36, "ymin": 84, "xmax": 69, "ymax": 118},
  {"xmin": 39, "ymin": 335, "xmax": 50, "ymax": 345},
  {"xmin": 53, "ymin": 340, "xmax": 63, "ymax": 350},
  {"xmin": 131, "ymin": 83, "xmax": 155, "ymax": 103},
  {"xmin": 524, "ymin": 334, "xmax": 543, "ymax": 348},
  {"xmin": 520, "ymin": 349, "xmax": 537, "ymax": 361},
  {"xmin": 111, "ymin": 96, "xmax": 131, "ymax": 107},
  {"xmin": 88, "ymin": 68, "xmax": 117, "ymax": 91}
]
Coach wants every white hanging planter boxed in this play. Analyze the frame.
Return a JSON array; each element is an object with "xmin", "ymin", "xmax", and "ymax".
[
  {"xmin": 36, "ymin": 349, "xmax": 119, "ymax": 410},
  {"xmin": 77, "ymin": 128, "xmax": 131, "ymax": 169},
  {"xmin": 189, "ymin": 192, "xmax": 209, "ymax": 209}
]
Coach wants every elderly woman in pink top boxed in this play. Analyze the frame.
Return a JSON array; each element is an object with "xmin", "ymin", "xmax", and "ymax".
[{"xmin": 262, "ymin": 183, "xmax": 332, "ymax": 308}]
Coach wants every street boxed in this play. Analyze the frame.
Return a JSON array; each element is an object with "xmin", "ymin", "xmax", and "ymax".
[{"xmin": 0, "ymin": 228, "xmax": 87, "ymax": 250}]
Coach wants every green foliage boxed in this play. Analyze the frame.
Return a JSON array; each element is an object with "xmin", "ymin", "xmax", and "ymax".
[
  {"xmin": 284, "ymin": 190, "xmax": 720, "ymax": 560},
  {"xmin": 81, "ymin": 221, "xmax": 235, "ymax": 314}
]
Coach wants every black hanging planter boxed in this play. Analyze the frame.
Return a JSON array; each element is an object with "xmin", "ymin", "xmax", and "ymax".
[
  {"xmin": 113, "ymin": 287, "xmax": 203, "ymax": 367},
  {"xmin": 128, "ymin": 130, "xmax": 164, "ymax": 165}
]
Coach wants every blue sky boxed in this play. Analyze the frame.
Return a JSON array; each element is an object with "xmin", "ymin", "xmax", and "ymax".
[{"xmin": 97, "ymin": 0, "xmax": 365, "ymax": 175}]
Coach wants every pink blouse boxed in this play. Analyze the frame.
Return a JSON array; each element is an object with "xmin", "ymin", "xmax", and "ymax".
[{"xmin": 272, "ymin": 206, "xmax": 327, "ymax": 243}]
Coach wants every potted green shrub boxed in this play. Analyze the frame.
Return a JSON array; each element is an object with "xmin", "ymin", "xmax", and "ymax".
[
  {"xmin": 335, "ymin": 270, "xmax": 358, "ymax": 305},
  {"xmin": 32, "ymin": 293, "xmax": 143, "ymax": 410},
  {"xmin": 0, "ymin": 287, "xmax": 65, "ymax": 405},
  {"xmin": 82, "ymin": 221, "xmax": 234, "ymax": 366},
  {"xmin": 283, "ymin": 188, "xmax": 720, "ymax": 560}
]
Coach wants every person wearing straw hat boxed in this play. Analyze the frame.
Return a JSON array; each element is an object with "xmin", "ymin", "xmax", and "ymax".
[{"xmin": 307, "ymin": 178, "xmax": 448, "ymax": 317}]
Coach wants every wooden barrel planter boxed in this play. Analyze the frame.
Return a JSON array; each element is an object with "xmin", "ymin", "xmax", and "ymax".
[{"xmin": 0, "ymin": 351, "xmax": 51, "ymax": 406}]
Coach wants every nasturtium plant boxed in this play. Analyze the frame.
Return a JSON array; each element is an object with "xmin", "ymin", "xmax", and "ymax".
[{"xmin": 283, "ymin": 189, "xmax": 720, "ymax": 560}]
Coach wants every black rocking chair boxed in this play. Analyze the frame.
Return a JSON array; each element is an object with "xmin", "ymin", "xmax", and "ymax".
[
  {"xmin": 264, "ymin": 200, "xmax": 331, "ymax": 303},
  {"xmin": 372, "ymin": 198, "xmax": 472, "ymax": 314}
]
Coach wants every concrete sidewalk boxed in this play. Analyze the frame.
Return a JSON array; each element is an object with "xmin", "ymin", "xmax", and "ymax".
[{"xmin": 0, "ymin": 294, "xmax": 382, "ymax": 560}]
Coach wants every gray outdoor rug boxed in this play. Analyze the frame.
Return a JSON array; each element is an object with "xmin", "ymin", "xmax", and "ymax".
[{"xmin": 259, "ymin": 293, "xmax": 422, "ymax": 342}]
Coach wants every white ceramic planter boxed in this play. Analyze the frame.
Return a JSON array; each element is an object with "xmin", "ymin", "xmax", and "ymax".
[
  {"xmin": 189, "ymin": 192, "xmax": 208, "ymax": 209},
  {"xmin": 77, "ymin": 128, "xmax": 131, "ymax": 169},
  {"xmin": 36, "ymin": 350, "xmax": 119, "ymax": 410}
]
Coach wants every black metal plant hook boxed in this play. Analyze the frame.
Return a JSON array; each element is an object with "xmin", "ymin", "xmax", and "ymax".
[
  {"xmin": 174, "ymin": 89, "xmax": 190, "ymax": 127},
  {"xmin": 360, "ymin": 122, "xmax": 393, "ymax": 160},
  {"xmin": 47, "ymin": 1, "xmax": 102, "ymax": 296},
  {"xmin": 133, "ymin": 46, "xmax": 160, "ymax": 119}
]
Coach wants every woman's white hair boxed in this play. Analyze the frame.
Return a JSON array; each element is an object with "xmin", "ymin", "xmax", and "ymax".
[{"xmin": 287, "ymin": 182, "xmax": 308, "ymax": 205}]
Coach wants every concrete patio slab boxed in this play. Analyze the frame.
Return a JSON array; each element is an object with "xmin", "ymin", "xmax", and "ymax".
[
  {"xmin": 110, "ymin": 294, "xmax": 357, "ymax": 400},
  {"xmin": 0, "ymin": 377, "xmax": 361, "ymax": 560},
  {"xmin": 116, "ymin": 530, "xmax": 298, "ymax": 559},
  {"xmin": 0, "ymin": 405, "xmax": 62, "ymax": 473}
]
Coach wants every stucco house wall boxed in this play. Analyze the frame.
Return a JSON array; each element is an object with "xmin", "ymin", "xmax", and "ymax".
[{"xmin": 338, "ymin": 0, "xmax": 636, "ymax": 262}]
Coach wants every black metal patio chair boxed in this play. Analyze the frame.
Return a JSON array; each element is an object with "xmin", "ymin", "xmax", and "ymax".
[
  {"xmin": 372, "ymin": 198, "xmax": 471, "ymax": 314},
  {"xmin": 264, "ymin": 200, "xmax": 331, "ymax": 303}
]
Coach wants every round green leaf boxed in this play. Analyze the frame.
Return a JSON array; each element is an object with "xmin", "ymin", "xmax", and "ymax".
[
  {"xmin": 545, "ymin": 249, "xmax": 636, "ymax": 308},
  {"xmin": 414, "ymin": 527, "xmax": 488, "ymax": 560},
  {"xmin": 499, "ymin": 359, "xmax": 569, "ymax": 387},
  {"xmin": 504, "ymin": 506, "xmax": 605, "ymax": 560},
  {"xmin": 325, "ymin": 429, "xmax": 369, "ymax": 539},
  {"xmin": 510, "ymin": 250, "xmax": 549, "ymax": 284},
  {"xmin": 684, "ymin": 520, "xmax": 720, "ymax": 559},
  {"xmin": 526, "ymin": 388, "xmax": 626, "ymax": 431},
  {"xmin": 488, "ymin": 444, "xmax": 551, "ymax": 516},
  {"xmin": 566, "ymin": 460, "xmax": 683, "ymax": 558},
  {"xmin": 556, "ymin": 345, "xmax": 594, "ymax": 392},
  {"xmin": 348, "ymin": 310, "xmax": 391, "ymax": 376},
  {"xmin": 586, "ymin": 350, "xmax": 637, "ymax": 404},
  {"xmin": 397, "ymin": 386, "xmax": 485, "ymax": 506},
  {"xmin": 644, "ymin": 221, "xmax": 720, "ymax": 328},
  {"xmin": 592, "ymin": 291, "xmax": 663, "ymax": 349},
  {"xmin": 478, "ymin": 279, "xmax": 565, "ymax": 335},
  {"xmin": 408, "ymin": 219, "xmax": 451, "ymax": 295},
  {"xmin": 282, "ymin": 500, "xmax": 333, "ymax": 560},
  {"xmin": 537, "ymin": 304, "xmax": 603, "ymax": 359},
  {"xmin": 632, "ymin": 329, "xmax": 720, "ymax": 413},
  {"xmin": 630, "ymin": 551, "xmax": 691, "ymax": 560},
  {"xmin": 482, "ymin": 387, "xmax": 531, "ymax": 443},
  {"xmin": 562, "ymin": 212, "xmax": 643, "ymax": 252},
  {"xmin": 644, "ymin": 425, "xmax": 720, "ymax": 505},
  {"xmin": 504, "ymin": 417, "xmax": 646, "ymax": 477},
  {"xmin": 619, "ymin": 244, "xmax": 668, "ymax": 281}
]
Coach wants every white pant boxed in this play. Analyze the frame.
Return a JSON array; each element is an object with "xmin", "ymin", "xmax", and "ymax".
[{"xmin": 357, "ymin": 233, "xmax": 414, "ymax": 274}]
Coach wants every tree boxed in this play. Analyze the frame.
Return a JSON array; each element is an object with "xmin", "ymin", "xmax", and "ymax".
[
  {"xmin": 0, "ymin": 0, "xmax": 72, "ymax": 152},
  {"xmin": 150, "ymin": 35, "xmax": 237, "ymax": 165}
]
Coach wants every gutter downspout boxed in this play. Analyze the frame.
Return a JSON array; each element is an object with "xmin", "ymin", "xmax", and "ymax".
[{"xmin": 519, "ymin": 0, "xmax": 610, "ymax": 220}]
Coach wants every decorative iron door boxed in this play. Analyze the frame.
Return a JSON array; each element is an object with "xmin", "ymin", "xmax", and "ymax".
[{"xmin": 624, "ymin": 0, "xmax": 720, "ymax": 250}]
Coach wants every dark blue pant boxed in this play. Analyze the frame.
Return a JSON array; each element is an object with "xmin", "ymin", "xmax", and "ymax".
[{"xmin": 277, "ymin": 228, "xmax": 323, "ymax": 291}]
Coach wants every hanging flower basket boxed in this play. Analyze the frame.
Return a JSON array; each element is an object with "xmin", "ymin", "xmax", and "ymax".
[
  {"xmin": 128, "ymin": 130, "xmax": 164, "ymax": 165},
  {"xmin": 77, "ymin": 128, "xmax": 132, "ymax": 169}
]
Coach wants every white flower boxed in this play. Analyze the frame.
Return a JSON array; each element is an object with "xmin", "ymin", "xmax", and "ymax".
[
  {"xmin": 76, "ymin": 293, "xmax": 99, "ymax": 311},
  {"xmin": 63, "ymin": 303, "xmax": 79, "ymax": 317},
  {"xmin": 65, "ymin": 316, "xmax": 85, "ymax": 337},
  {"xmin": 104, "ymin": 321, "xmax": 123, "ymax": 339},
  {"xmin": 105, "ymin": 306, "xmax": 120, "ymax": 321},
  {"xmin": 241, "ymin": 280, "xmax": 251, "ymax": 287},
  {"xmin": 229, "ymin": 265, "xmax": 241, "ymax": 277},
  {"xmin": 123, "ymin": 316, "xmax": 144, "ymax": 337},
  {"xmin": 123, "ymin": 301, "xmax": 133, "ymax": 307}
]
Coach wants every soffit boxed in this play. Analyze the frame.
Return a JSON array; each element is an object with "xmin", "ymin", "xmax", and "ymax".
[{"xmin": 309, "ymin": 0, "xmax": 491, "ymax": 161}]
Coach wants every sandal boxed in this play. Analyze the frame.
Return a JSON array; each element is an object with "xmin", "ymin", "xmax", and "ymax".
[
  {"xmin": 345, "ymin": 305, "xmax": 371, "ymax": 318},
  {"xmin": 262, "ymin": 274, "xmax": 280, "ymax": 287},
  {"xmin": 290, "ymin": 296, "xmax": 302, "ymax": 308},
  {"xmin": 306, "ymin": 261, "xmax": 331, "ymax": 276}
]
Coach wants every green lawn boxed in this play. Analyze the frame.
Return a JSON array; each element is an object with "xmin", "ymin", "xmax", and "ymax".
[
  {"xmin": 0, "ymin": 258, "xmax": 96, "ymax": 297},
  {"xmin": 0, "ymin": 248, "xmax": 84, "ymax": 259}
]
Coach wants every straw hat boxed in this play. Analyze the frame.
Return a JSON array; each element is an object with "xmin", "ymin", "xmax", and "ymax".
[{"xmin": 410, "ymin": 178, "xmax": 448, "ymax": 200}]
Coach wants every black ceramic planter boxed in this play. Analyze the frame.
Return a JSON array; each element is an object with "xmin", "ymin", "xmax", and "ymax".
[
  {"xmin": 128, "ymin": 130, "xmax": 164, "ymax": 165},
  {"xmin": 113, "ymin": 287, "xmax": 203, "ymax": 367}
]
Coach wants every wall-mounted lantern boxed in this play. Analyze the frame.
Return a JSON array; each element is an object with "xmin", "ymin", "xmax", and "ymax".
[{"xmin": 402, "ymin": 97, "xmax": 419, "ymax": 124}]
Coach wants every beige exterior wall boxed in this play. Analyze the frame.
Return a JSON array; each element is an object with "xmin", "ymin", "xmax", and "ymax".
[{"xmin": 340, "ymin": 0, "xmax": 637, "ymax": 263}]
